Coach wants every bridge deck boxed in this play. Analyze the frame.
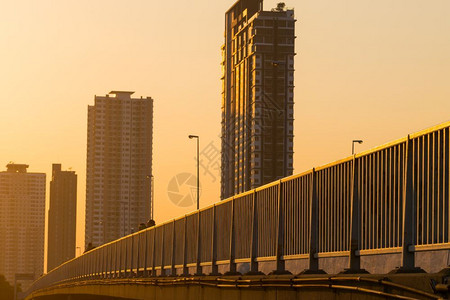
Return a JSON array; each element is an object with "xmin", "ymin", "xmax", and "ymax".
[{"xmin": 27, "ymin": 271, "xmax": 449, "ymax": 300}]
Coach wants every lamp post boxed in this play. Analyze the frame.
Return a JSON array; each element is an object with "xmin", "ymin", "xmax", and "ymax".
[
  {"xmin": 352, "ymin": 140, "xmax": 363, "ymax": 155},
  {"xmin": 188, "ymin": 135, "xmax": 200, "ymax": 210}
]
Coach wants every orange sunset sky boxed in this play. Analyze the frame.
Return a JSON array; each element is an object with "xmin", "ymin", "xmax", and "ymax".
[{"xmin": 1, "ymin": 0, "xmax": 449, "ymax": 268}]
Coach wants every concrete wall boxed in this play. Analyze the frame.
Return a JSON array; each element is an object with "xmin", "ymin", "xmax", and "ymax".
[{"xmin": 150, "ymin": 250, "xmax": 449, "ymax": 276}]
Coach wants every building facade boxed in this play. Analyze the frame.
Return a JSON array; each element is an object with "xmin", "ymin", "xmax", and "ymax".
[
  {"xmin": 0, "ymin": 164, "xmax": 45, "ymax": 289},
  {"xmin": 47, "ymin": 164, "xmax": 77, "ymax": 271},
  {"xmin": 221, "ymin": 0, "xmax": 296, "ymax": 199},
  {"xmin": 85, "ymin": 91, "xmax": 153, "ymax": 247}
]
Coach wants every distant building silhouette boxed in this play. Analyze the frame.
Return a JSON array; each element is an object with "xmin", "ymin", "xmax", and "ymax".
[
  {"xmin": 85, "ymin": 91, "xmax": 153, "ymax": 247},
  {"xmin": 221, "ymin": 0, "xmax": 296, "ymax": 199},
  {"xmin": 47, "ymin": 164, "xmax": 77, "ymax": 271},
  {"xmin": 0, "ymin": 164, "xmax": 45, "ymax": 290}
]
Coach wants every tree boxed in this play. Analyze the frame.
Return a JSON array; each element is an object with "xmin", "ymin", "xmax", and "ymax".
[
  {"xmin": 84, "ymin": 242, "xmax": 96, "ymax": 253},
  {"xmin": 0, "ymin": 274, "xmax": 14, "ymax": 300}
]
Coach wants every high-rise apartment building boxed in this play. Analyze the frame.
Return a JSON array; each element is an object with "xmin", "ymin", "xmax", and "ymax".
[
  {"xmin": 0, "ymin": 164, "xmax": 45, "ymax": 289},
  {"xmin": 221, "ymin": 0, "xmax": 296, "ymax": 199},
  {"xmin": 85, "ymin": 91, "xmax": 153, "ymax": 247},
  {"xmin": 47, "ymin": 164, "xmax": 77, "ymax": 271}
]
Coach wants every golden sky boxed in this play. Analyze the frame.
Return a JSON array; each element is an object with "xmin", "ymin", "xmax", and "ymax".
[{"xmin": 1, "ymin": 0, "xmax": 449, "ymax": 263}]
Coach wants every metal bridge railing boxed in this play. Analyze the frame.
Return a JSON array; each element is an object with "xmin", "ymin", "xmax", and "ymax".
[{"xmin": 26, "ymin": 121, "xmax": 450, "ymax": 296}]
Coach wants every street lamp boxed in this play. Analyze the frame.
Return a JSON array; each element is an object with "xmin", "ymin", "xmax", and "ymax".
[
  {"xmin": 188, "ymin": 135, "xmax": 200, "ymax": 210},
  {"xmin": 352, "ymin": 140, "xmax": 363, "ymax": 155}
]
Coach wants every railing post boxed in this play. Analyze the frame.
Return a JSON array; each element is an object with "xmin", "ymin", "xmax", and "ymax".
[
  {"xmin": 151, "ymin": 228, "xmax": 157, "ymax": 276},
  {"xmin": 182, "ymin": 215, "xmax": 189, "ymax": 276},
  {"xmin": 86, "ymin": 252, "xmax": 90, "ymax": 279},
  {"xmin": 211, "ymin": 204, "xmax": 219, "ymax": 275},
  {"xmin": 160, "ymin": 226, "xmax": 166, "ymax": 276},
  {"xmin": 109, "ymin": 244, "xmax": 113, "ymax": 278},
  {"xmin": 92, "ymin": 250, "xmax": 96, "ymax": 278},
  {"xmin": 101, "ymin": 248, "xmax": 105, "ymax": 278},
  {"xmin": 92, "ymin": 249, "xmax": 96, "ymax": 279},
  {"xmin": 93, "ymin": 250, "xmax": 97, "ymax": 279},
  {"xmin": 143, "ymin": 231, "xmax": 149, "ymax": 277},
  {"xmin": 343, "ymin": 157, "xmax": 368, "ymax": 273},
  {"xmin": 103, "ymin": 247, "xmax": 107, "ymax": 279},
  {"xmin": 93, "ymin": 249, "xmax": 97, "ymax": 278},
  {"xmin": 247, "ymin": 190, "xmax": 262, "ymax": 275},
  {"xmin": 105, "ymin": 247, "xmax": 108, "ymax": 278},
  {"xmin": 135, "ymin": 234, "xmax": 140, "ymax": 277},
  {"xmin": 226, "ymin": 197, "xmax": 238, "ymax": 274},
  {"xmin": 393, "ymin": 135, "xmax": 424, "ymax": 273},
  {"xmin": 115, "ymin": 243, "xmax": 118, "ymax": 278},
  {"xmin": 116, "ymin": 241, "xmax": 124, "ymax": 278},
  {"xmin": 272, "ymin": 180, "xmax": 291, "ymax": 274},
  {"xmin": 195, "ymin": 212, "xmax": 203, "ymax": 275},
  {"xmin": 80, "ymin": 256, "xmax": 83, "ymax": 279},
  {"xmin": 98, "ymin": 249, "xmax": 101, "ymax": 278},
  {"xmin": 115, "ymin": 244, "xmax": 118, "ymax": 278},
  {"xmin": 171, "ymin": 219, "xmax": 176, "ymax": 276},
  {"xmin": 138, "ymin": 234, "xmax": 143, "ymax": 277},
  {"xmin": 90, "ymin": 252, "xmax": 96, "ymax": 279},
  {"xmin": 108, "ymin": 246, "xmax": 111, "ymax": 278},
  {"xmin": 101, "ymin": 249, "xmax": 104, "ymax": 278},
  {"xmin": 124, "ymin": 239, "xmax": 128, "ymax": 278},
  {"xmin": 84, "ymin": 252, "xmax": 88, "ymax": 279},
  {"xmin": 300, "ymin": 168, "xmax": 325, "ymax": 274},
  {"xmin": 130, "ymin": 235, "xmax": 134, "ymax": 278}
]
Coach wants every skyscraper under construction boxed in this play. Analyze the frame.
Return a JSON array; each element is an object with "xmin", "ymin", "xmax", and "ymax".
[{"xmin": 221, "ymin": 0, "xmax": 296, "ymax": 199}]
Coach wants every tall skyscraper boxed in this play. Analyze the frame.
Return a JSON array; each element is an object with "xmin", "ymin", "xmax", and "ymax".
[
  {"xmin": 0, "ymin": 164, "xmax": 45, "ymax": 289},
  {"xmin": 221, "ymin": 0, "xmax": 296, "ymax": 199},
  {"xmin": 85, "ymin": 91, "xmax": 153, "ymax": 247},
  {"xmin": 47, "ymin": 164, "xmax": 77, "ymax": 271}
]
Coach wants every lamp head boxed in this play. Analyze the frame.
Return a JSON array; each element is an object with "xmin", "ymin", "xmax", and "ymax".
[
  {"xmin": 353, "ymin": 140, "xmax": 363, "ymax": 144},
  {"xmin": 188, "ymin": 135, "xmax": 199, "ymax": 139}
]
